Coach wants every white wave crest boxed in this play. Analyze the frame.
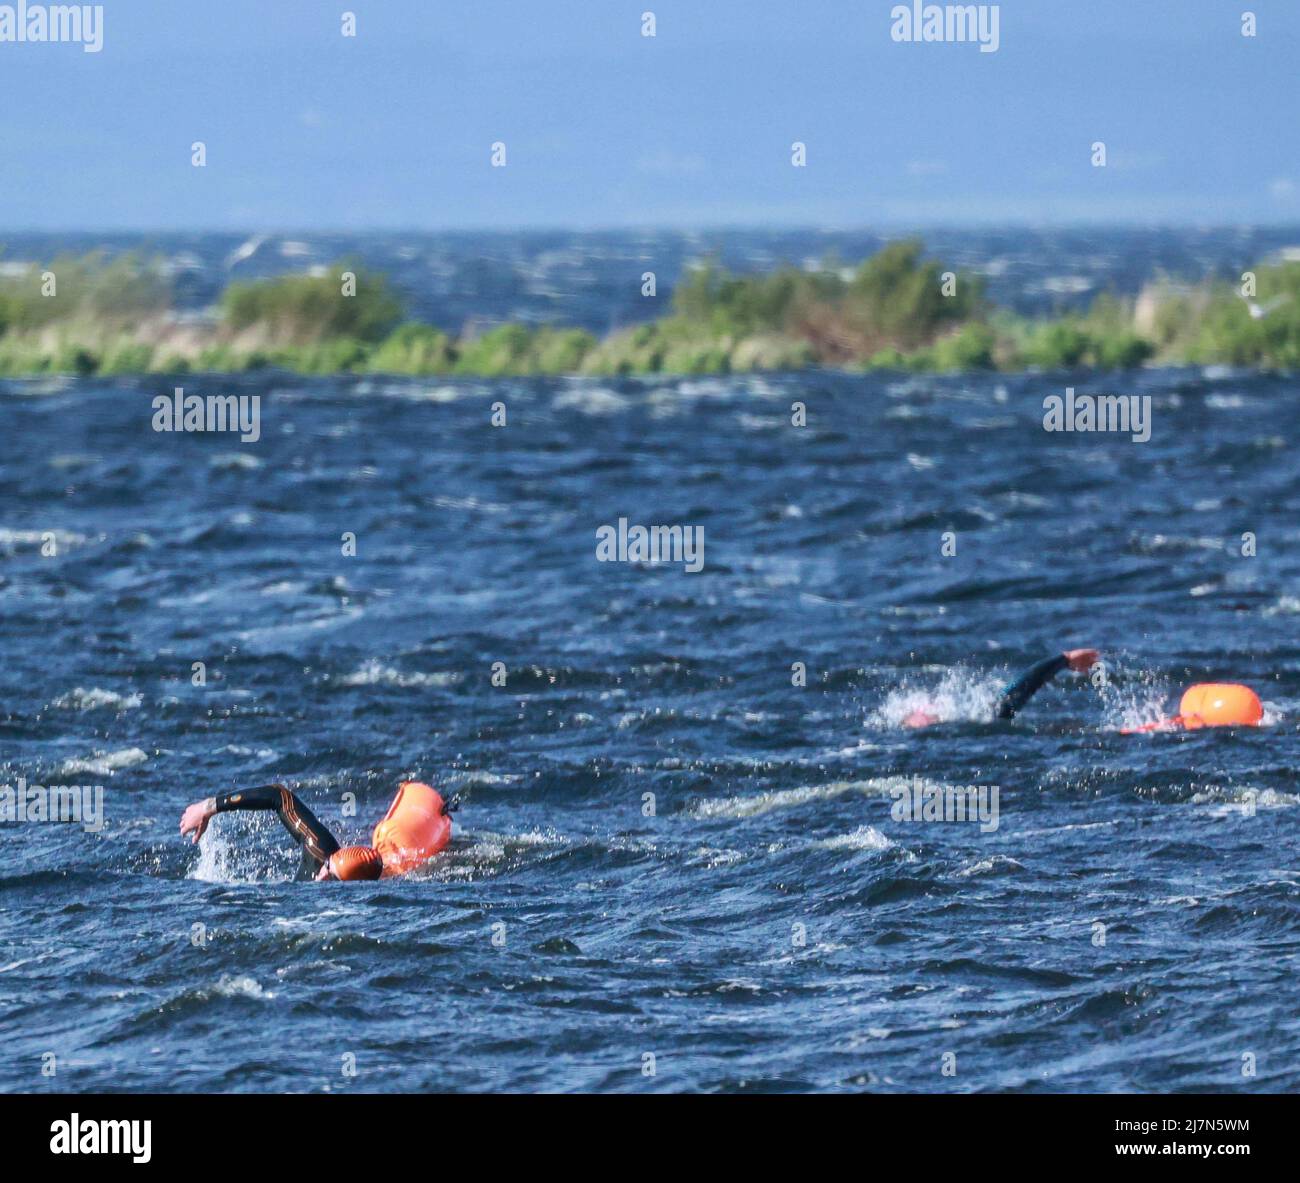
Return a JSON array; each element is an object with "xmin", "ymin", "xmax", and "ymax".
[
  {"xmin": 552, "ymin": 385, "xmax": 631, "ymax": 415},
  {"xmin": 814, "ymin": 825, "xmax": 897, "ymax": 852},
  {"xmin": 340, "ymin": 659, "xmax": 458, "ymax": 688},
  {"xmin": 212, "ymin": 975, "xmax": 274, "ymax": 1000},
  {"xmin": 60, "ymin": 747, "xmax": 148, "ymax": 775},
  {"xmin": 688, "ymin": 776, "xmax": 908, "ymax": 820},
  {"xmin": 52, "ymin": 687, "xmax": 142, "ymax": 712}
]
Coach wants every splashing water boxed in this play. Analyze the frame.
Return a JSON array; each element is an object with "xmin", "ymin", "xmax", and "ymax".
[
  {"xmin": 189, "ymin": 818, "xmax": 295, "ymax": 884},
  {"xmin": 868, "ymin": 668, "xmax": 1005, "ymax": 728},
  {"xmin": 1098, "ymin": 671, "xmax": 1176, "ymax": 733}
]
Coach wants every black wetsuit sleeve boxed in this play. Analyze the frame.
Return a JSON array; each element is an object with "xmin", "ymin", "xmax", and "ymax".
[
  {"xmin": 994, "ymin": 654, "xmax": 1069, "ymax": 719},
  {"xmin": 212, "ymin": 784, "xmax": 340, "ymax": 879}
]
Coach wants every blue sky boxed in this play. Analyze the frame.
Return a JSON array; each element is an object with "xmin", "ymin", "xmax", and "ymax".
[{"xmin": 1, "ymin": 0, "xmax": 1297, "ymax": 229}]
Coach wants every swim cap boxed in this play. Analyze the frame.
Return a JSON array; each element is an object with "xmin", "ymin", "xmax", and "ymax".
[
  {"xmin": 327, "ymin": 845, "xmax": 384, "ymax": 881},
  {"xmin": 1178, "ymin": 683, "xmax": 1263, "ymax": 729}
]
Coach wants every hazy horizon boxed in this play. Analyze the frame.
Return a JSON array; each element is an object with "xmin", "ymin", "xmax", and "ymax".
[
  {"xmin": 5, "ymin": 220, "xmax": 1300, "ymax": 237},
  {"xmin": 3, "ymin": 0, "xmax": 1297, "ymax": 232}
]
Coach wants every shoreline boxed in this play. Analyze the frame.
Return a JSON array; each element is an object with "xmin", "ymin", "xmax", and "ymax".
[
  {"xmin": 2, "ymin": 361, "xmax": 1284, "ymax": 386},
  {"xmin": 2, "ymin": 239, "xmax": 1296, "ymax": 379}
]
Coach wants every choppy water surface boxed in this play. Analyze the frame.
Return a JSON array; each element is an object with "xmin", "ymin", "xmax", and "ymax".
[{"xmin": 2, "ymin": 367, "xmax": 1298, "ymax": 1092}]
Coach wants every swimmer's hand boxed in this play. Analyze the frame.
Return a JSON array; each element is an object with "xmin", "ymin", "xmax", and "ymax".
[
  {"xmin": 1064, "ymin": 648, "xmax": 1100, "ymax": 673},
  {"xmin": 180, "ymin": 797, "xmax": 217, "ymax": 844}
]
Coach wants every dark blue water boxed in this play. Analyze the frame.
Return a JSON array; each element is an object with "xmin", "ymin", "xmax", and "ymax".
[{"xmin": 2, "ymin": 366, "xmax": 1298, "ymax": 1092}]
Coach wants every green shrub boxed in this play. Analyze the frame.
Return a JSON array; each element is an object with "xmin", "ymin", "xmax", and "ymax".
[
  {"xmin": 52, "ymin": 345, "xmax": 100, "ymax": 376},
  {"xmin": 99, "ymin": 341, "xmax": 155, "ymax": 375},
  {"xmin": 0, "ymin": 252, "xmax": 169, "ymax": 332},
  {"xmin": 453, "ymin": 324, "xmax": 536, "ymax": 376},
  {"xmin": 930, "ymin": 322, "xmax": 997, "ymax": 371},
  {"xmin": 1023, "ymin": 321, "xmax": 1092, "ymax": 369},
  {"xmin": 863, "ymin": 347, "xmax": 908, "ymax": 371},
  {"xmin": 366, "ymin": 323, "xmax": 457, "ymax": 375},
  {"xmin": 221, "ymin": 263, "xmax": 402, "ymax": 344},
  {"xmin": 1092, "ymin": 332, "xmax": 1154, "ymax": 370},
  {"xmin": 531, "ymin": 328, "xmax": 597, "ymax": 374},
  {"xmin": 277, "ymin": 337, "xmax": 370, "ymax": 374}
]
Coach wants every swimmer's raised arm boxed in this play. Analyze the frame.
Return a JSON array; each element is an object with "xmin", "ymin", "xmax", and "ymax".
[
  {"xmin": 994, "ymin": 648, "xmax": 1098, "ymax": 719},
  {"xmin": 180, "ymin": 784, "xmax": 340, "ymax": 879}
]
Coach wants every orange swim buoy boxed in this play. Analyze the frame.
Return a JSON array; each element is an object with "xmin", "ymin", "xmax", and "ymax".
[
  {"xmin": 371, "ymin": 780, "xmax": 452, "ymax": 876},
  {"xmin": 1119, "ymin": 683, "xmax": 1264, "ymax": 735},
  {"xmin": 1177, "ymin": 683, "xmax": 1263, "ymax": 729}
]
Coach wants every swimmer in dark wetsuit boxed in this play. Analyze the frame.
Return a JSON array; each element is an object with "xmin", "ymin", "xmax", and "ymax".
[
  {"xmin": 180, "ymin": 784, "xmax": 344, "ymax": 879},
  {"xmin": 903, "ymin": 648, "xmax": 1099, "ymax": 728}
]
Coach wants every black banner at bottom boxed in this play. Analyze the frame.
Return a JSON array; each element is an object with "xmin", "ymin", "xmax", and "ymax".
[{"xmin": 5, "ymin": 1090, "xmax": 1288, "ymax": 1169}]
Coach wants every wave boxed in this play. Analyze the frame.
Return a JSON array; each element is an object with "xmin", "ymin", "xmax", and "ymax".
[
  {"xmin": 0, "ymin": 527, "xmax": 88, "ymax": 551},
  {"xmin": 955, "ymin": 855, "xmax": 1026, "ymax": 878},
  {"xmin": 812, "ymin": 825, "xmax": 897, "ymax": 852},
  {"xmin": 209, "ymin": 452, "xmax": 263, "ymax": 470},
  {"xmin": 208, "ymin": 975, "xmax": 275, "ymax": 1000},
  {"xmin": 51, "ymin": 687, "xmax": 142, "ymax": 712},
  {"xmin": 1187, "ymin": 786, "xmax": 1300, "ymax": 811},
  {"xmin": 59, "ymin": 747, "xmax": 148, "ymax": 776},
  {"xmin": 552, "ymin": 385, "xmax": 632, "ymax": 415},
  {"xmin": 688, "ymin": 775, "xmax": 933, "ymax": 820},
  {"xmin": 338, "ymin": 660, "xmax": 459, "ymax": 688}
]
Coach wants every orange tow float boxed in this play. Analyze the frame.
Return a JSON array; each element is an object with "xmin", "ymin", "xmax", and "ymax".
[
  {"xmin": 1120, "ymin": 683, "xmax": 1263, "ymax": 734},
  {"xmin": 371, "ymin": 780, "xmax": 453, "ymax": 875},
  {"xmin": 325, "ymin": 780, "xmax": 453, "ymax": 880}
]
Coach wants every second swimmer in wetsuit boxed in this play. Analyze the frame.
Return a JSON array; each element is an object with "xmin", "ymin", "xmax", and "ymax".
[
  {"xmin": 995, "ymin": 649, "xmax": 1098, "ymax": 718},
  {"xmin": 903, "ymin": 648, "xmax": 1099, "ymax": 728}
]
